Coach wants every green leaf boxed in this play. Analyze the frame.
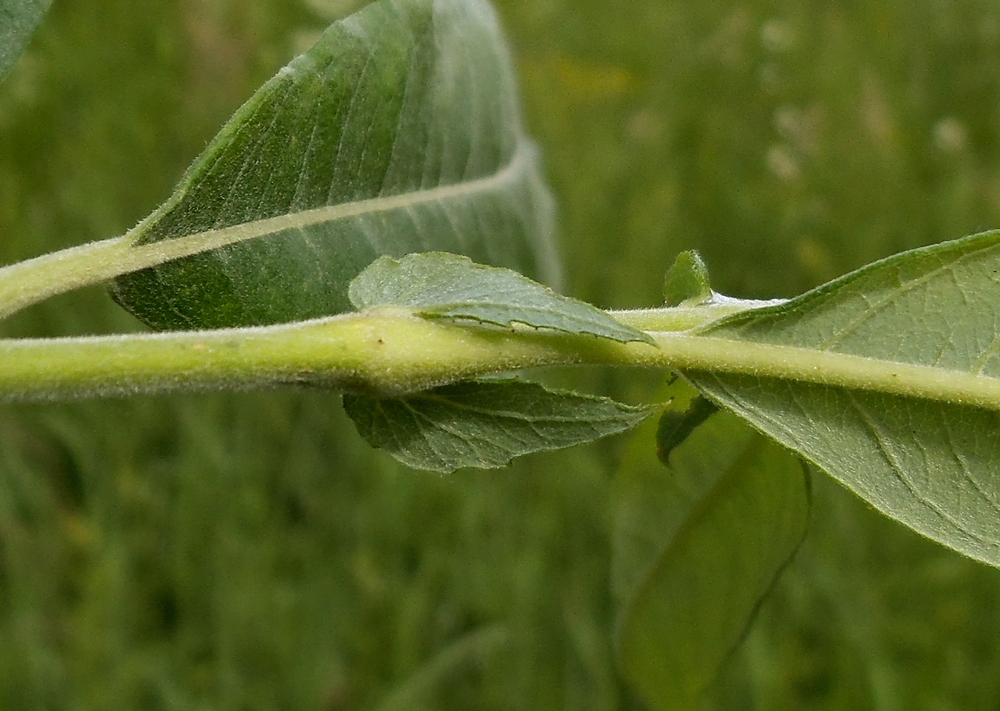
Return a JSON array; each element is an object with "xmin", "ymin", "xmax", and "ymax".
[
  {"xmin": 615, "ymin": 410, "xmax": 810, "ymax": 711},
  {"xmin": 343, "ymin": 379, "xmax": 656, "ymax": 473},
  {"xmin": 349, "ymin": 252, "xmax": 654, "ymax": 344},
  {"xmin": 655, "ymin": 394, "xmax": 718, "ymax": 466},
  {"xmin": 110, "ymin": 0, "xmax": 557, "ymax": 330},
  {"xmin": 686, "ymin": 229, "xmax": 1000, "ymax": 567},
  {"xmin": 0, "ymin": 0, "xmax": 51, "ymax": 82},
  {"xmin": 663, "ymin": 250, "xmax": 712, "ymax": 307}
]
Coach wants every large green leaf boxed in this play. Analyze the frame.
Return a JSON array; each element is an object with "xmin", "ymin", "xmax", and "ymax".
[
  {"xmin": 686, "ymin": 229, "xmax": 1000, "ymax": 567},
  {"xmin": 111, "ymin": 0, "xmax": 556, "ymax": 330},
  {"xmin": 614, "ymin": 406, "xmax": 810, "ymax": 711},
  {"xmin": 344, "ymin": 379, "xmax": 655, "ymax": 473},
  {"xmin": 350, "ymin": 252, "xmax": 653, "ymax": 343},
  {"xmin": 0, "ymin": 0, "xmax": 50, "ymax": 81}
]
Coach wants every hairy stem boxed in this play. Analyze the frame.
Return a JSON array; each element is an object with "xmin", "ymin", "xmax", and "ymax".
[
  {"xmin": 2, "ymin": 306, "xmax": 1000, "ymax": 409},
  {"xmin": 0, "ymin": 237, "xmax": 133, "ymax": 321}
]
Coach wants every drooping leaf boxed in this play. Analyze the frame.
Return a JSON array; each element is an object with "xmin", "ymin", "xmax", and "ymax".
[
  {"xmin": 349, "ymin": 252, "xmax": 653, "ymax": 344},
  {"xmin": 614, "ymin": 410, "xmax": 810, "ymax": 711},
  {"xmin": 611, "ymin": 377, "xmax": 702, "ymax": 603},
  {"xmin": 343, "ymin": 379, "xmax": 656, "ymax": 473},
  {"xmin": 110, "ymin": 0, "xmax": 557, "ymax": 330},
  {"xmin": 655, "ymin": 394, "xmax": 717, "ymax": 466},
  {"xmin": 663, "ymin": 250, "xmax": 712, "ymax": 307},
  {"xmin": 685, "ymin": 229, "xmax": 1000, "ymax": 567},
  {"xmin": 0, "ymin": 0, "xmax": 50, "ymax": 82}
]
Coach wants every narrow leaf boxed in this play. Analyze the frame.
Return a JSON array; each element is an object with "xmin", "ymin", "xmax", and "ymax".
[
  {"xmin": 111, "ymin": 0, "xmax": 557, "ymax": 330},
  {"xmin": 686, "ymin": 229, "xmax": 1000, "ymax": 567},
  {"xmin": 349, "ymin": 252, "xmax": 654, "ymax": 344},
  {"xmin": 343, "ymin": 379, "xmax": 656, "ymax": 473},
  {"xmin": 0, "ymin": 0, "xmax": 51, "ymax": 81},
  {"xmin": 615, "ymin": 411, "xmax": 810, "ymax": 711},
  {"xmin": 663, "ymin": 250, "xmax": 712, "ymax": 307}
]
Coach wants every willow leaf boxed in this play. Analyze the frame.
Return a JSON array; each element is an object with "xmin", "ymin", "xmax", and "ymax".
[
  {"xmin": 111, "ymin": 0, "xmax": 557, "ymax": 330},
  {"xmin": 0, "ymin": 0, "xmax": 51, "ymax": 81},
  {"xmin": 344, "ymin": 379, "xmax": 656, "ymax": 473},
  {"xmin": 615, "ymin": 410, "xmax": 809, "ymax": 711},
  {"xmin": 686, "ymin": 229, "xmax": 1000, "ymax": 567},
  {"xmin": 349, "ymin": 252, "xmax": 653, "ymax": 344}
]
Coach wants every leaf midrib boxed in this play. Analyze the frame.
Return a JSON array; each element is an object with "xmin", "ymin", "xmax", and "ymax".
[
  {"xmin": 126, "ymin": 138, "xmax": 534, "ymax": 267},
  {"xmin": 0, "ymin": 139, "xmax": 535, "ymax": 321},
  {"xmin": 650, "ymin": 331, "xmax": 1000, "ymax": 411}
]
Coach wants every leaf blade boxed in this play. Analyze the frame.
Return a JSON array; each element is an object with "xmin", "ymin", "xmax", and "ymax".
[
  {"xmin": 344, "ymin": 379, "xmax": 656, "ymax": 473},
  {"xmin": 111, "ymin": 0, "xmax": 557, "ymax": 330},
  {"xmin": 615, "ymin": 410, "xmax": 810, "ymax": 711},
  {"xmin": 687, "ymin": 229, "xmax": 1000, "ymax": 566},
  {"xmin": 349, "ymin": 252, "xmax": 654, "ymax": 344}
]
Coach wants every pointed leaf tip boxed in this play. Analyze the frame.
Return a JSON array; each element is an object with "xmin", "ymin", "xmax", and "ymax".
[
  {"xmin": 344, "ymin": 379, "xmax": 656, "ymax": 472},
  {"xmin": 350, "ymin": 252, "xmax": 655, "ymax": 344},
  {"xmin": 664, "ymin": 250, "xmax": 712, "ymax": 307}
]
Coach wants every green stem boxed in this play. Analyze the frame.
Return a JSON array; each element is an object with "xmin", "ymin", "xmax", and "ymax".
[
  {"xmin": 0, "ymin": 308, "xmax": 658, "ymax": 401},
  {"xmin": 0, "ymin": 237, "xmax": 134, "ymax": 320},
  {"xmin": 2, "ymin": 306, "xmax": 1000, "ymax": 410},
  {"xmin": 608, "ymin": 304, "xmax": 775, "ymax": 331}
]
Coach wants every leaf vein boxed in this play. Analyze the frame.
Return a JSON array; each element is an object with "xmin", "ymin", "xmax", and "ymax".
[
  {"xmin": 846, "ymin": 393, "xmax": 982, "ymax": 542},
  {"xmin": 819, "ymin": 246, "xmax": 999, "ymax": 351}
]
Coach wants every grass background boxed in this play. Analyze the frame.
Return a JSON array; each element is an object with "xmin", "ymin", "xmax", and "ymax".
[{"xmin": 2, "ymin": 0, "xmax": 1000, "ymax": 708}]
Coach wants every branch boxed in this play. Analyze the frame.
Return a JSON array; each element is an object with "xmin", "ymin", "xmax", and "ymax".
[{"xmin": 3, "ymin": 306, "xmax": 1000, "ymax": 410}]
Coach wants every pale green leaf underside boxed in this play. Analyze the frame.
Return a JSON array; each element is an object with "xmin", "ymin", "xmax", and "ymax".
[
  {"xmin": 111, "ymin": 0, "xmax": 557, "ymax": 330},
  {"xmin": 687, "ymin": 229, "xmax": 1000, "ymax": 567},
  {"xmin": 0, "ymin": 0, "xmax": 50, "ymax": 81},
  {"xmin": 615, "ymin": 411, "xmax": 809, "ymax": 711},
  {"xmin": 349, "ymin": 253, "xmax": 653, "ymax": 344},
  {"xmin": 344, "ymin": 379, "xmax": 656, "ymax": 473}
]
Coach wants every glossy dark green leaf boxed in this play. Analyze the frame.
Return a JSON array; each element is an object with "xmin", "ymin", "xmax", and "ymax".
[
  {"xmin": 349, "ymin": 252, "xmax": 653, "ymax": 343},
  {"xmin": 615, "ymin": 410, "xmax": 810, "ymax": 711},
  {"xmin": 111, "ymin": 0, "xmax": 557, "ymax": 330},
  {"xmin": 687, "ymin": 229, "xmax": 1000, "ymax": 566},
  {"xmin": 663, "ymin": 250, "xmax": 712, "ymax": 307},
  {"xmin": 0, "ymin": 0, "xmax": 51, "ymax": 81},
  {"xmin": 344, "ymin": 379, "xmax": 656, "ymax": 473}
]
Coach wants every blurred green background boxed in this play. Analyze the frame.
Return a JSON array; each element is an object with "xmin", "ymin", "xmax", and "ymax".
[{"xmin": 3, "ymin": 0, "xmax": 1000, "ymax": 708}]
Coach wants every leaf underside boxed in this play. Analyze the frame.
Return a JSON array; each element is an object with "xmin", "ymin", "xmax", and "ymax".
[
  {"xmin": 349, "ymin": 252, "xmax": 653, "ymax": 343},
  {"xmin": 344, "ymin": 379, "xmax": 655, "ymax": 473},
  {"xmin": 615, "ymin": 410, "xmax": 810, "ymax": 711},
  {"xmin": 688, "ymin": 229, "xmax": 1000, "ymax": 567},
  {"xmin": 111, "ymin": 0, "xmax": 557, "ymax": 330}
]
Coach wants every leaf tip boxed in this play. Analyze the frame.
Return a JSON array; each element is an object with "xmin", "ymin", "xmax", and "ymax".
[{"xmin": 664, "ymin": 250, "xmax": 712, "ymax": 307}]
